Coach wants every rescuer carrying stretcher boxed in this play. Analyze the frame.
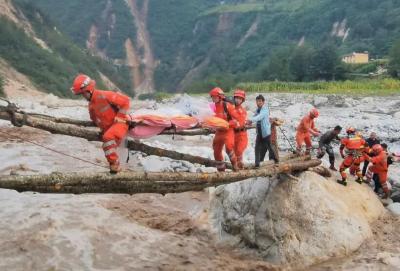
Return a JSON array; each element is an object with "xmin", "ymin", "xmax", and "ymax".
[{"xmin": 71, "ymin": 74, "xmax": 131, "ymax": 174}]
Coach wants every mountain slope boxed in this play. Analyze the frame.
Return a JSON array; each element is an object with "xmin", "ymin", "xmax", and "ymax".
[
  {"xmin": 18, "ymin": 0, "xmax": 400, "ymax": 93},
  {"xmin": 0, "ymin": 0, "xmax": 132, "ymax": 97}
]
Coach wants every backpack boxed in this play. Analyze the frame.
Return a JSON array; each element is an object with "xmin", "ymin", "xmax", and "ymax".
[{"xmin": 222, "ymin": 97, "xmax": 235, "ymax": 121}]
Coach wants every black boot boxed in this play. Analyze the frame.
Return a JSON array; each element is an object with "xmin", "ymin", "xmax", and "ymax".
[{"xmin": 337, "ymin": 179, "xmax": 348, "ymax": 186}]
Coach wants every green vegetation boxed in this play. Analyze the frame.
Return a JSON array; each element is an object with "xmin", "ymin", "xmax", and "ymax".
[
  {"xmin": 164, "ymin": 0, "xmax": 400, "ymax": 92},
  {"xmin": 33, "ymin": 0, "xmax": 136, "ymax": 60},
  {"xmin": 389, "ymin": 40, "xmax": 400, "ymax": 78},
  {"xmin": 237, "ymin": 78, "xmax": 400, "ymax": 95},
  {"xmin": 259, "ymin": 43, "xmax": 345, "ymax": 82},
  {"xmin": 201, "ymin": 3, "xmax": 264, "ymax": 16},
  {"xmin": 0, "ymin": 1, "xmax": 131, "ymax": 96},
  {"xmin": 16, "ymin": 0, "xmax": 400, "ymax": 93}
]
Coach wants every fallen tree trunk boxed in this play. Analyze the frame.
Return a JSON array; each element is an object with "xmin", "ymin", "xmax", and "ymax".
[
  {"xmin": 126, "ymin": 140, "xmax": 231, "ymax": 168},
  {"xmin": 29, "ymin": 113, "xmax": 95, "ymax": 127},
  {"xmin": 0, "ymin": 106, "xmax": 285, "ymax": 169},
  {"xmin": 0, "ymin": 106, "xmax": 100, "ymax": 140},
  {"xmin": 0, "ymin": 106, "xmax": 231, "ymax": 168},
  {"xmin": 0, "ymin": 159, "xmax": 321, "ymax": 194}
]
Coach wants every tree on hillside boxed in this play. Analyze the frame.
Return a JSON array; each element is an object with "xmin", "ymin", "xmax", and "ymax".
[
  {"xmin": 259, "ymin": 47, "xmax": 292, "ymax": 81},
  {"xmin": 311, "ymin": 43, "xmax": 342, "ymax": 81},
  {"xmin": 289, "ymin": 45, "xmax": 314, "ymax": 81},
  {"xmin": 388, "ymin": 40, "xmax": 400, "ymax": 78}
]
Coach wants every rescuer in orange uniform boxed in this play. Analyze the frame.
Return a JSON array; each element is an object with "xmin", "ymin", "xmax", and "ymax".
[
  {"xmin": 337, "ymin": 127, "xmax": 368, "ymax": 186},
  {"xmin": 296, "ymin": 108, "xmax": 320, "ymax": 154},
  {"xmin": 71, "ymin": 74, "xmax": 131, "ymax": 174},
  {"xmin": 209, "ymin": 87, "xmax": 240, "ymax": 171},
  {"xmin": 364, "ymin": 144, "xmax": 391, "ymax": 198},
  {"xmin": 232, "ymin": 89, "xmax": 248, "ymax": 169}
]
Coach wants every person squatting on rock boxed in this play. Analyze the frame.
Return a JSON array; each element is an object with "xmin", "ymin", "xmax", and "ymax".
[
  {"xmin": 362, "ymin": 132, "xmax": 381, "ymax": 176},
  {"xmin": 296, "ymin": 108, "xmax": 320, "ymax": 155},
  {"xmin": 317, "ymin": 125, "xmax": 342, "ymax": 171},
  {"xmin": 337, "ymin": 127, "xmax": 368, "ymax": 186},
  {"xmin": 231, "ymin": 89, "xmax": 248, "ymax": 169},
  {"xmin": 364, "ymin": 144, "xmax": 391, "ymax": 199},
  {"xmin": 247, "ymin": 95, "xmax": 278, "ymax": 168},
  {"xmin": 367, "ymin": 143, "xmax": 396, "ymax": 196},
  {"xmin": 209, "ymin": 87, "xmax": 240, "ymax": 171},
  {"xmin": 71, "ymin": 74, "xmax": 131, "ymax": 174}
]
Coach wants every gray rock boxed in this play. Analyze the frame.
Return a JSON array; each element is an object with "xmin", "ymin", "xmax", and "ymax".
[
  {"xmin": 313, "ymin": 96, "xmax": 329, "ymax": 107},
  {"xmin": 361, "ymin": 97, "xmax": 374, "ymax": 104},
  {"xmin": 391, "ymin": 191, "xmax": 400, "ymax": 203},
  {"xmin": 181, "ymin": 161, "xmax": 194, "ymax": 169},
  {"xmin": 387, "ymin": 203, "xmax": 400, "ymax": 216},
  {"xmin": 393, "ymin": 112, "xmax": 400, "ymax": 119},
  {"xmin": 209, "ymin": 172, "xmax": 385, "ymax": 268}
]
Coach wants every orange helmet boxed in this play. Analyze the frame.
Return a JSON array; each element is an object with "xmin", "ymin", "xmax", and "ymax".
[
  {"xmin": 309, "ymin": 108, "xmax": 319, "ymax": 118},
  {"xmin": 372, "ymin": 144, "xmax": 383, "ymax": 154},
  {"xmin": 209, "ymin": 87, "xmax": 224, "ymax": 98},
  {"xmin": 71, "ymin": 74, "xmax": 96, "ymax": 95},
  {"xmin": 346, "ymin": 127, "xmax": 356, "ymax": 134},
  {"xmin": 233, "ymin": 89, "xmax": 246, "ymax": 101}
]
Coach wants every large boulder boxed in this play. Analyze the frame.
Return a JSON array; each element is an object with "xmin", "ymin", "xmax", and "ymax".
[{"xmin": 209, "ymin": 171, "xmax": 386, "ymax": 268}]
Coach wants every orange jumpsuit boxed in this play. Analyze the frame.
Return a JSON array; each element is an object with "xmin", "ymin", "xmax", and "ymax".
[
  {"xmin": 89, "ymin": 89, "xmax": 130, "ymax": 165},
  {"xmin": 339, "ymin": 136, "xmax": 367, "ymax": 181},
  {"xmin": 296, "ymin": 115, "xmax": 319, "ymax": 153},
  {"xmin": 366, "ymin": 151, "xmax": 390, "ymax": 193},
  {"xmin": 232, "ymin": 104, "xmax": 248, "ymax": 169},
  {"xmin": 213, "ymin": 101, "xmax": 240, "ymax": 171}
]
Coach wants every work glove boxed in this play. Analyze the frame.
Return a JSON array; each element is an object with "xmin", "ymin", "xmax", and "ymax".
[{"xmin": 114, "ymin": 116, "xmax": 128, "ymax": 124}]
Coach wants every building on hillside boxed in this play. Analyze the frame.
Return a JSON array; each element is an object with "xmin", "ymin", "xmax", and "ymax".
[{"xmin": 342, "ymin": 52, "xmax": 369, "ymax": 64}]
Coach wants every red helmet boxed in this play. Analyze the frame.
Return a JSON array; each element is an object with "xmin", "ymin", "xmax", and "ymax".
[
  {"xmin": 209, "ymin": 87, "xmax": 224, "ymax": 98},
  {"xmin": 71, "ymin": 74, "xmax": 96, "ymax": 95},
  {"xmin": 233, "ymin": 89, "xmax": 246, "ymax": 101},
  {"xmin": 372, "ymin": 144, "xmax": 383, "ymax": 154},
  {"xmin": 309, "ymin": 108, "xmax": 319, "ymax": 118},
  {"xmin": 346, "ymin": 127, "xmax": 356, "ymax": 134}
]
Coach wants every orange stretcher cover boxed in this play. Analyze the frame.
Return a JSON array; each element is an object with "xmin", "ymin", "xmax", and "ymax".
[
  {"xmin": 201, "ymin": 116, "xmax": 229, "ymax": 130},
  {"xmin": 170, "ymin": 115, "xmax": 198, "ymax": 130}
]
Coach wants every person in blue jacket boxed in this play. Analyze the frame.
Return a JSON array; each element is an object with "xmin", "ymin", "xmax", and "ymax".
[{"xmin": 247, "ymin": 95, "xmax": 278, "ymax": 167}]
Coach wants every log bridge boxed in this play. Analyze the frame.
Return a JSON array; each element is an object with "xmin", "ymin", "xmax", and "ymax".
[{"xmin": 0, "ymin": 103, "xmax": 322, "ymax": 194}]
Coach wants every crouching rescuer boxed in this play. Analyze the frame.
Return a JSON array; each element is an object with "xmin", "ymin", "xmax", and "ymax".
[
  {"xmin": 71, "ymin": 74, "xmax": 131, "ymax": 174},
  {"xmin": 337, "ymin": 127, "xmax": 367, "ymax": 186},
  {"xmin": 364, "ymin": 144, "xmax": 391, "ymax": 199},
  {"xmin": 317, "ymin": 125, "xmax": 342, "ymax": 171}
]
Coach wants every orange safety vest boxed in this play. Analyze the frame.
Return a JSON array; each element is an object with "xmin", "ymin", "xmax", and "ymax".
[
  {"xmin": 233, "ymin": 105, "xmax": 247, "ymax": 130},
  {"xmin": 89, "ymin": 90, "xmax": 130, "ymax": 131},
  {"xmin": 297, "ymin": 115, "xmax": 316, "ymax": 134},
  {"xmin": 341, "ymin": 136, "xmax": 366, "ymax": 150},
  {"xmin": 370, "ymin": 151, "xmax": 388, "ymax": 172}
]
